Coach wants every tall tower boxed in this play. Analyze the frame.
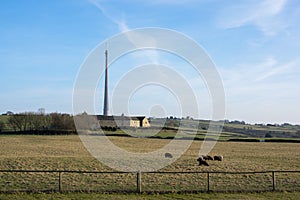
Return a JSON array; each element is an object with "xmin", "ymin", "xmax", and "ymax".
[{"xmin": 103, "ymin": 45, "xmax": 109, "ymax": 116}]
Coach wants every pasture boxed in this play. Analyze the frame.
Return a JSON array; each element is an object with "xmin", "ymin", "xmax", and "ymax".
[
  {"xmin": 1, "ymin": 191, "xmax": 300, "ymax": 200},
  {"xmin": 0, "ymin": 135, "xmax": 300, "ymax": 197}
]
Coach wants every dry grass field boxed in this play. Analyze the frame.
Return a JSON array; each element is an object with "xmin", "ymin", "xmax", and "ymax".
[
  {"xmin": 1, "ymin": 135, "xmax": 299, "ymax": 171},
  {"xmin": 1, "ymin": 191, "xmax": 300, "ymax": 200},
  {"xmin": 0, "ymin": 135, "xmax": 300, "ymax": 194}
]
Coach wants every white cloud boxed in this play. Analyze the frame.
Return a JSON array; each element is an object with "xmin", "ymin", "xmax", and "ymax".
[
  {"xmin": 254, "ymin": 59, "xmax": 295, "ymax": 82},
  {"xmin": 218, "ymin": 0, "xmax": 288, "ymax": 35},
  {"xmin": 219, "ymin": 57, "xmax": 300, "ymax": 123},
  {"xmin": 88, "ymin": 0, "xmax": 129, "ymax": 32},
  {"xmin": 220, "ymin": 56, "xmax": 299, "ymax": 88},
  {"xmin": 87, "ymin": 0, "xmax": 160, "ymax": 63}
]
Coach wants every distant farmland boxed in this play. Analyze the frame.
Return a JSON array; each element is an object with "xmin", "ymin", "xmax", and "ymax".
[{"xmin": 1, "ymin": 114, "xmax": 300, "ymax": 142}]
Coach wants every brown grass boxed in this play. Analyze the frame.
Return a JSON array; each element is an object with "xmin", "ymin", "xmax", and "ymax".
[
  {"xmin": 0, "ymin": 135, "xmax": 300, "ymax": 192},
  {"xmin": 1, "ymin": 135, "xmax": 300, "ymax": 171}
]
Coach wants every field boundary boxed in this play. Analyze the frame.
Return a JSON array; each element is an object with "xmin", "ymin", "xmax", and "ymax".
[{"xmin": 1, "ymin": 169, "xmax": 300, "ymax": 193}]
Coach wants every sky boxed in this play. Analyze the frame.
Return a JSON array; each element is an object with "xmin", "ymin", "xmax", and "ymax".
[{"xmin": 0, "ymin": 0, "xmax": 300, "ymax": 124}]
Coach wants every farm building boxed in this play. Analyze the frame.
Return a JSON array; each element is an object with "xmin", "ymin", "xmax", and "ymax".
[{"xmin": 97, "ymin": 115, "xmax": 150, "ymax": 128}]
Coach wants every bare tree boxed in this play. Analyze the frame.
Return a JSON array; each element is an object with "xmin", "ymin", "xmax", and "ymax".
[
  {"xmin": 8, "ymin": 114, "xmax": 28, "ymax": 131},
  {"xmin": 50, "ymin": 113, "xmax": 75, "ymax": 130},
  {"xmin": 8, "ymin": 112, "xmax": 75, "ymax": 132},
  {"xmin": 0, "ymin": 121, "xmax": 5, "ymax": 132}
]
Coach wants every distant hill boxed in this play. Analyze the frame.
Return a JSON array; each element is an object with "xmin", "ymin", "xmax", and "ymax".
[
  {"xmin": 149, "ymin": 117, "xmax": 300, "ymax": 139},
  {"xmin": 1, "ymin": 114, "xmax": 300, "ymax": 141}
]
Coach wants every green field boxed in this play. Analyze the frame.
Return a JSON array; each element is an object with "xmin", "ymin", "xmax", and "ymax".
[{"xmin": 0, "ymin": 135, "xmax": 300, "ymax": 197}]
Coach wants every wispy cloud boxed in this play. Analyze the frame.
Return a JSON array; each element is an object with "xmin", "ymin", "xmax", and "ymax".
[
  {"xmin": 87, "ymin": 0, "xmax": 159, "ymax": 63},
  {"xmin": 88, "ymin": 0, "xmax": 129, "ymax": 32},
  {"xmin": 218, "ymin": 0, "xmax": 288, "ymax": 35},
  {"xmin": 221, "ymin": 56, "xmax": 298, "ymax": 85},
  {"xmin": 218, "ymin": 57, "xmax": 300, "ymax": 123},
  {"xmin": 254, "ymin": 58, "xmax": 296, "ymax": 82}
]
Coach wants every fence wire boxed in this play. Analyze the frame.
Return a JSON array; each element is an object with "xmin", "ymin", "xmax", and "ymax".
[{"xmin": 0, "ymin": 170, "xmax": 300, "ymax": 193}]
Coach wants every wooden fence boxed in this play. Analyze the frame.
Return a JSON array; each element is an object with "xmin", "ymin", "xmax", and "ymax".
[{"xmin": 0, "ymin": 169, "xmax": 300, "ymax": 193}]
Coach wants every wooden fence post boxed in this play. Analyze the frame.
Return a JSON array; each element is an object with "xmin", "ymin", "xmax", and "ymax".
[
  {"xmin": 137, "ymin": 171, "xmax": 142, "ymax": 193},
  {"xmin": 272, "ymin": 171, "xmax": 276, "ymax": 191},
  {"xmin": 207, "ymin": 172, "xmax": 210, "ymax": 192},
  {"xmin": 58, "ymin": 171, "xmax": 62, "ymax": 192}
]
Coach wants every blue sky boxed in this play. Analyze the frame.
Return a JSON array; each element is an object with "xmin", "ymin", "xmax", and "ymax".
[{"xmin": 1, "ymin": 0, "xmax": 300, "ymax": 124}]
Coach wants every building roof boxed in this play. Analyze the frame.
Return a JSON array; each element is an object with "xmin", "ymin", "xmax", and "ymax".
[{"xmin": 96, "ymin": 115, "xmax": 147, "ymax": 121}]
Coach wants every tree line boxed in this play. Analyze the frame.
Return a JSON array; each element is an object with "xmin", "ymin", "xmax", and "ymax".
[{"xmin": 3, "ymin": 112, "xmax": 75, "ymax": 132}]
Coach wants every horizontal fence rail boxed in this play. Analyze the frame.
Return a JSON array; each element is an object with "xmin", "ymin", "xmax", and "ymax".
[{"xmin": 0, "ymin": 170, "xmax": 300, "ymax": 193}]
